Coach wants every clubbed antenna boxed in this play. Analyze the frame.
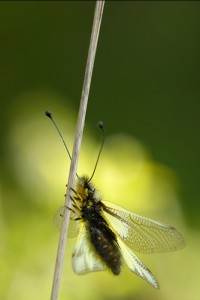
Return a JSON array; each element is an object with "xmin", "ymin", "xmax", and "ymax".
[
  {"xmin": 45, "ymin": 111, "xmax": 72, "ymax": 161},
  {"xmin": 87, "ymin": 121, "xmax": 105, "ymax": 183}
]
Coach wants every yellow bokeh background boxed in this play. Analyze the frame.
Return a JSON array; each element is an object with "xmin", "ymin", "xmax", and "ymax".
[
  {"xmin": 0, "ymin": 95, "xmax": 196, "ymax": 300},
  {"xmin": 0, "ymin": 2, "xmax": 200, "ymax": 300}
]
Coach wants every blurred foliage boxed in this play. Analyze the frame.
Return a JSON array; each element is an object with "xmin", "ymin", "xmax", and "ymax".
[{"xmin": 0, "ymin": 2, "xmax": 200, "ymax": 300}]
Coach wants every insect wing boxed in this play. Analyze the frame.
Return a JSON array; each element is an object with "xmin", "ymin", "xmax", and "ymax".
[
  {"xmin": 117, "ymin": 237, "xmax": 159, "ymax": 288},
  {"xmin": 54, "ymin": 206, "xmax": 79, "ymax": 238},
  {"xmin": 101, "ymin": 201, "xmax": 185, "ymax": 254},
  {"xmin": 72, "ymin": 224, "xmax": 106, "ymax": 274}
]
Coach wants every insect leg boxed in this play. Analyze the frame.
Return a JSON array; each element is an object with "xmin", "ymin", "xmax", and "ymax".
[{"xmin": 70, "ymin": 187, "xmax": 83, "ymax": 202}]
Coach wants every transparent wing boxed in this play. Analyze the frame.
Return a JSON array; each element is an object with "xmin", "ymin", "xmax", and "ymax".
[
  {"xmin": 72, "ymin": 224, "xmax": 106, "ymax": 274},
  {"xmin": 101, "ymin": 201, "xmax": 185, "ymax": 254},
  {"xmin": 117, "ymin": 237, "xmax": 159, "ymax": 288},
  {"xmin": 54, "ymin": 206, "xmax": 79, "ymax": 238}
]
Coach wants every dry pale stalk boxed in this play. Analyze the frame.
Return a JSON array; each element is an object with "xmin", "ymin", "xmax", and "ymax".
[{"xmin": 50, "ymin": 2, "xmax": 105, "ymax": 300}]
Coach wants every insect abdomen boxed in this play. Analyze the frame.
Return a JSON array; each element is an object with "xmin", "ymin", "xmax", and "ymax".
[{"xmin": 88, "ymin": 222, "xmax": 121, "ymax": 275}]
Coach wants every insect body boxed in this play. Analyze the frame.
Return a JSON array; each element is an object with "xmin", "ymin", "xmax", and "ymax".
[
  {"xmin": 46, "ymin": 111, "xmax": 185, "ymax": 289},
  {"xmin": 71, "ymin": 176, "xmax": 122, "ymax": 276},
  {"xmin": 69, "ymin": 176, "xmax": 185, "ymax": 289}
]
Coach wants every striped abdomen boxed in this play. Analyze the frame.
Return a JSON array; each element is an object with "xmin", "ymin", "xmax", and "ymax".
[{"xmin": 88, "ymin": 221, "xmax": 122, "ymax": 275}]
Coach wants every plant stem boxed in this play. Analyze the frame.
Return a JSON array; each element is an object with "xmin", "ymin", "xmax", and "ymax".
[{"xmin": 50, "ymin": 2, "xmax": 105, "ymax": 300}]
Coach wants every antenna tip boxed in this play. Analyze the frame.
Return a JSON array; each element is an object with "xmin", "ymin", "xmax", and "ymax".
[
  {"xmin": 45, "ymin": 111, "xmax": 52, "ymax": 119},
  {"xmin": 98, "ymin": 121, "xmax": 104, "ymax": 130}
]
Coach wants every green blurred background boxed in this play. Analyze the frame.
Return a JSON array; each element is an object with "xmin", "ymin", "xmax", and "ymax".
[{"xmin": 0, "ymin": 1, "xmax": 199, "ymax": 300}]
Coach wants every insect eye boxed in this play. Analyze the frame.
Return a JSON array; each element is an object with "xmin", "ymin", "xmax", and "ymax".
[{"xmin": 88, "ymin": 185, "xmax": 95, "ymax": 197}]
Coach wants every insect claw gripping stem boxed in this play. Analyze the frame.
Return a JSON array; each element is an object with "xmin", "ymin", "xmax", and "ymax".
[
  {"xmin": 70, "ymin": 196, "xmax": 75, "ymax": 203},
  {"xmin": 70, "ymin": 197, "xmax": 81, "ymax": 210},
  {"xmin": 70, "ymin": 187, "xmax": 78, "ymax": 195},
  {"xmin": 66, "ymin": 206, "xmax": 76, "ymax": 214},
  {"xmin": 65, "ymin": 187, "xmax": 82, "ymax": 202},
  {"xmin": 70, "ymin": 188, "xmax": 83, "ymax": 202}
]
